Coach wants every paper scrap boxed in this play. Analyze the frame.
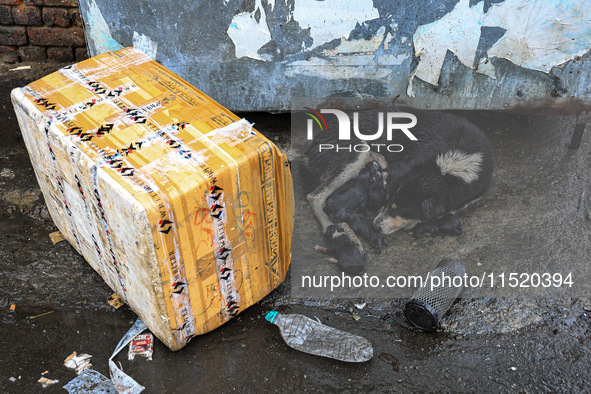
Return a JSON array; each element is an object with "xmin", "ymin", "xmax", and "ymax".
[
  {"xmin": 63, "ymin": 369, "xmax": 116, "ymax": 394},
  {"xmin": 49, "ymin": 231, "xmax": 66, "ymax": 244},
  {"xmin": 108, "ymin": 293, "xmax": 124, "ymax": 309},
  {"xmin": 38, "ymin": 376, "xmax": 59, "ymax": 388}
]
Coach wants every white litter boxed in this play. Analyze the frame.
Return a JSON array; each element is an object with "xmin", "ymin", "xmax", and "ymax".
[
  {"xmin": 38, "ymin": 376, "xmax": 59, "ymax": 388},
  {"xmin": 9, "ymin": 65, "xmax": 31, "ymax": 71},
  {"xmin": 64, "ymin": 352, "xmax": 93, "ymax": 375}
]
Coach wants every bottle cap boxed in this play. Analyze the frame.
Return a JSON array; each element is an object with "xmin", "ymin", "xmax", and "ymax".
[{"xmin": 265, "ymin": 310, "xmax": 279, "ymax": 323}]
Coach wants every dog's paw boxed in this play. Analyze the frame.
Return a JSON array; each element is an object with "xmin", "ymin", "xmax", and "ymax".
[
  {"xmin": 367, "ymin": 230, "xmax": 387, "ymax": 252},
  {"xmin": 409, "ymin": 222, "xmax": 440, "ymax": 238},
  {"xmin": 410, "ymin": 214, "xmax": 463, "ymax": 238},
  {"xmin": 436, "ymin": 214, "xmax": 463, "ymax": 236},
  {"xmin": 314, "ymin": 244, "xmax": 327, "ymax": 253}
]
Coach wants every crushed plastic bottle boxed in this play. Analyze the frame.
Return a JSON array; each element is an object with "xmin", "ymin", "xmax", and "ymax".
[{"xmin": 265, "ymin": 311, "xmax": 373, "ymax": 362}]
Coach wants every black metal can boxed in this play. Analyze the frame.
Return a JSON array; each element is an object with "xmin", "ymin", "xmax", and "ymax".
[{"xmin": 405, "ymin": 259, "xmax": 466, "ymax": 332}]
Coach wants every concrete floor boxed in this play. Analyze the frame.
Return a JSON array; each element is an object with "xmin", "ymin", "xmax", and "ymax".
[{"xmin": 1, "ymin": 63, "xmax": 591, "ymax": 393}]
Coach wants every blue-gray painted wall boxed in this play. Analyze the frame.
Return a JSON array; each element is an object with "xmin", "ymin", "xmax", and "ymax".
[{"xmin": 79, "ymin": 0, "xmax": 591, "ymax": 112}]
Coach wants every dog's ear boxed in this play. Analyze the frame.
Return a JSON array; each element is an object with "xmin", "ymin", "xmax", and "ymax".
[{"xmin": 421, "ymin": 198, "xmax": 446, "ymax": 221}]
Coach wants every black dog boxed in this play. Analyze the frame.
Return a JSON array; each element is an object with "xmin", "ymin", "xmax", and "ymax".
[{"xmin": 305, "ymin": 107, "xmax": 492, "ymax": 269}]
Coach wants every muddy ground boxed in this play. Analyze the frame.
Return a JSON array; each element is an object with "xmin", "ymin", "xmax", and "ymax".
[{"xmin": 1, "ymin": 63, "xmax": 591, "ymax": 393}]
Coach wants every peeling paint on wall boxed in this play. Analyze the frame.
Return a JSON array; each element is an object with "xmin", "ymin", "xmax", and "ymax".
[
  {"xmin": 292, "ymin": 0, "xmax": 380, "ymax": 50},
  {"xmin": 411, "ymin": 0, "xmax": 591, "ymax": 90},
  {"xmin": 227, "ymin": 0, "xmax": 272, "ymax": 61},
  {"xmin": 285, "ymin": 53, "xmax": 407, "ymax": 80},
  {"xmin": 133, "ymin": 32, "xmax": 158, "ymax": 60},
  {"xmin": 412, "ymin": 0, "xmax": 484, "ymax": 87},
  {"xmin": 476, "ymin": 58, "xmax": 497, "ymax": 79},
  {"xmin": 324, "ymin": 26, "xmax": 391, "ymax": 56},
  {"xmin": 484, "ymin": 0, "xmax": 591, "ymax": 73},
  {"xmin": 287, "ymin": 26, "xmax": 405, "ymax": 80},
  {"xmin": 80, "ymin": 0, "xmax": 123, "ymax": 56},
  {"xmin": 80, "ymin": 0, "xmax": 591, "ymax": 111}
]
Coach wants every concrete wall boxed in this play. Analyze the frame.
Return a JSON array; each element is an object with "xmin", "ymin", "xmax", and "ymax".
[
  {"xmin": 0, "ymin": 0, "xmax": 87, "ymax": 63},
  {"xmin": 79, "ymin": 1, "xmax": 591, "ymax": 112}
]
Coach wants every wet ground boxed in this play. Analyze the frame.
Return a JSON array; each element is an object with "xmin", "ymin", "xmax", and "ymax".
[{"xmin": 1, "ymin": 63, "xmax": 591, "ymax": 393}]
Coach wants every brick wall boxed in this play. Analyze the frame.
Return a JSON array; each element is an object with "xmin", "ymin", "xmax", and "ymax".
[{"xmin": 0, "ymin": 0, "xmax": 87, "ymax": 63}]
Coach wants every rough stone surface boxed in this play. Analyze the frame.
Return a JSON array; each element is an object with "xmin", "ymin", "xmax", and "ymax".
[
  {"xmin": 0, "ymin": 0, "xmax": 82, "ymax": 64},
  {"xmin": 42, "ymin": 0, "xmax": 78, "ymax": 6},
  {"xmin": 0, "ymin": 5, "xmax": 13, "ymax": 24},
  {"xmin": 12, "ymin": 4, "xmax": 41, "ymax": 25},
  {"xmin": 46, "ymin": 45, "xmax": 71, "ymax": 61},
  {"xmin": 0, "ymin": 43, "xmax": 17, "ymax": 62},
  {"xmin": 0, "ymin": 25, "xmax": 26, "ymax": 45},
  {"xmin": 42, "ymin": 6, "xmax": 70, "ymax": 27},
  {"xmin": 74, "ymin": 45, "xmax": 85, "ymax": 60},
  {"xmin": 69, "ymin": 6, "xmax": 80, "ymax": 26},
  {"xmin": 17, "ymin": 43, "xmax": 44, "ymax": 60},
  {"xmin": 27, "ymin": 25, "xmax": 83, "ymax": 46}
]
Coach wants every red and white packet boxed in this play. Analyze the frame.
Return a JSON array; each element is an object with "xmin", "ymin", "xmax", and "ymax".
[{"xmin": 128, "ymin": 333, "xmax": 154, "ymax": 361}]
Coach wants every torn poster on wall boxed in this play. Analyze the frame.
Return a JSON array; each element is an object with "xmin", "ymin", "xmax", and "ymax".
[
  {"xmin": 410, "ymin": 0, "xmax": 591, "ymax": 95},
  {"xmin": 79, "ymin": 0, "xmax": 591, "ymax": 111}
]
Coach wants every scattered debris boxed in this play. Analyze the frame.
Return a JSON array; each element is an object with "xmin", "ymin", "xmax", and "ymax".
[
  {"xmin": 354, "ymin": 302, "xmax": 367, "ymax": 310},
  {"xmin": 352, "ymin": 313, "xmax": 361, "ymax": 321},
  {"xmin": 380, "ymin": 313, "xmax": 393, "ymax": 321},
  {"xmin": 9, "ymin": 377, "xmax": 16, "ymax": 383},
  {"xmin": 64, "ymin": 318, "xmax": 147, "ymax": 393},
  {"xmin": 49, "ymin": 231, "xmax": 66, "ymax": 245},
  {"xmin": 379, "ymin": 353, "xmax": 401, "ymax": 372},
  {"xmin": 9, "ymin": 65, "xmax": 31, "ymax": 72},
  {"xmin": 2, "ymin": 304, "xmax": 16, "ymax": 324},
  {"xmin": 38, "ymin": 376, "xmax": 59, "ymax": 388},
  {"xmin": 27, "ymin": 311, "xmax": 54, "ymax": 320},
  {"xmin": 109, "ymin": 318, "xmax": 148, "ymax": 393},
  {"xmin": 2, "ymin": 313, "xmax": 15, "ymax": 324},
  {"xmin": 42, "ymin": 371, "xmax": 49, "ymax": 375},
  {"xmin": 265, "ymin": 311, "xmax": 373, "ymax": 363},
  {"xmin": 509, "ymin": 366, "xmax": 517, "ymax": 371},
  {"xmin": 0, "ymin": 168, "xmax": 15, "ymax": 179},
  {"xmin": 128, "ymin": 333, "xmax": 154, "ymax": 361},
  {"xmin": 64, "ymin": 352, "xmax": 93, "ymax": 375},
  {"xmin": 107, "ymin": 293, "xmax": 124, "ymax": 309},
  {"xmin": 63, "ymin": 369, "xmax": 116, "ymax": 394}
]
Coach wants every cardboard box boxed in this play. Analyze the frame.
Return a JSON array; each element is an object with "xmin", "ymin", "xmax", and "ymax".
[{"xmin": 11, "ymin": 47, "xmax": 294, "ymax": 351}]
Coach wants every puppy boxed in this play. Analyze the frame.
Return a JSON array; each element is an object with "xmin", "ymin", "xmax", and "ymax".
[
  {"xmin": 323, "ymin": 163, "xmax": 374, "ymax": 219},
  {"xmin": 322, "ymin": 161, "xmax": 387, "ymax": 252},
  {"xmin": 314, "ymin": 224, "xmax": 366, "ymax": 275},
  {"xmin": 343, "ymin": 211, "xmax": 386, "ymax": 251}
]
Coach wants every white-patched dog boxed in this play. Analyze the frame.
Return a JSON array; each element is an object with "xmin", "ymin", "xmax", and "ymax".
[{"xmin": 304, "ymin": 108, "xmax": 493, "ymax": 273}]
